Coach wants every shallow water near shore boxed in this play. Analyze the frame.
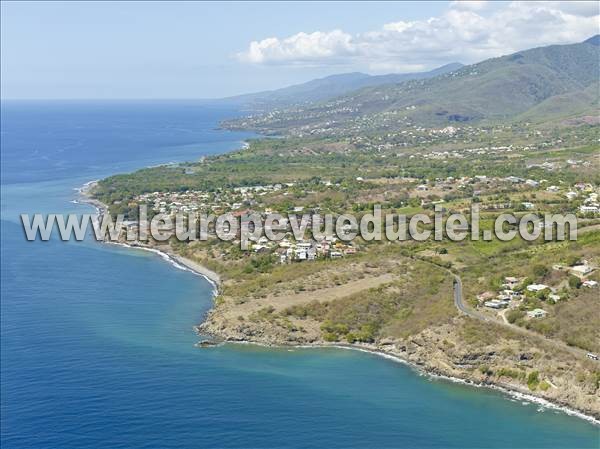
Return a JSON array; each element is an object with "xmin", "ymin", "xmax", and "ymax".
[{"xmin": 1, "ymin": 101, "xmax": 598, "ymax": 448}]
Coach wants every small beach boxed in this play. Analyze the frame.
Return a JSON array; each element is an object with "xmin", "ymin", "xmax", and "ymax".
[
  {"xmin": 79, "ymin": 167, "xmax": 600, "ymax": 425},
  {"xmin": 3, "ymin": 101, "xmax": 598, "ymax": 448}
]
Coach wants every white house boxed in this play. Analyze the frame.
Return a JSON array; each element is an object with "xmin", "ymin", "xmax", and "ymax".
[
  {"xmin": 527, "ymin": 309, "xmax": 548, "ymax": 318},
  {"xmin": 580, "ymin": 205, "xmax": 599, "ymax": 214},
  {"xmin": 571, "ymin": 264, "xmax": 594, "ymax": 277},
  {"xmin": 296, "ymin": 249, "xmax": 307, "ymax": 260},
  {"xmin": 484, "ymin": 299, "xmax": 509, "ymax": 309},
  {"xmin": 502, "ymin": 289, "xmax": 521, "ymax": 299},
  {"xmin": 503, "ymin": 277, "xmax": 520, "ymax": 288},
  {"xmin": 296, "ymin": 241, "xmax": 313, "ymax": 250},
  {"xmin": 330, "ymin": 251, "xmax": 343, "ymax": 259},
  {"xmin": 279, "ymin": 240, "xmax": 292, "ymax": 248},
  {"xmin": 506, "ymin": 176, "xmax": 524, "ymax": 183},
  {"xmin": 527, "ymin": 284, "xmax": 549, "ymax": 292}
]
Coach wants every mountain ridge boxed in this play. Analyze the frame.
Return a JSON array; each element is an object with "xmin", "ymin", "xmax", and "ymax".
[
  {"xmin": 226, "ymin": 36, "xmax": 600, "ymax": 132},
  {"xmin": 220, "ymin": 63, "xmax": 464, "ymax": 111}
]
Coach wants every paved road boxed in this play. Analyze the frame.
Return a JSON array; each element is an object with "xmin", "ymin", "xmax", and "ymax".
[{"xmin": 450, "ymin": 272, "xmax": 595, "ymax": 361}]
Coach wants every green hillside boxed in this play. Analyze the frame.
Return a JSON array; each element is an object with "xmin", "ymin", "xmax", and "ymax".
[
  {"xmin": 227, "ymin": 36, "xmax": 599, "ymax": 132},
  {"xmin": 517, "ymin": 81, "xmax": 600, "ymax": 124},
  {"xmin": 219, "ymin": 63, "xmax": 463, "ymax": 111}
]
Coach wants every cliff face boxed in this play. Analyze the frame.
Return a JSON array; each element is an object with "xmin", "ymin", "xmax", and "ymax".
[{"xmin": 199, "ymin": 308, "xmax": 600, "ymax": 421}]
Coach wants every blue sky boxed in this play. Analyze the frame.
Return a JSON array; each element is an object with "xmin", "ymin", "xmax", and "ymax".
[{"xmin": 1, "ymin": 1, "xmax": 597, "ymax": 99}]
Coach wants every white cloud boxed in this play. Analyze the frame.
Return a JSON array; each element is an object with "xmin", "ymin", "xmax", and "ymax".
[
  {"xmin": 237, "ymin": 1, "xmax": 599, "ymax": 72},
  {"xmin": 238, "ymin": 30, "xmax": 356, "ymax": 65},
  {"xmin": 449, "ymin": 1, "xmax": 489, "ymax": 11},
  {"xmin": 534, "ymin": 1, "xmax": 599, "ymax": 17}
]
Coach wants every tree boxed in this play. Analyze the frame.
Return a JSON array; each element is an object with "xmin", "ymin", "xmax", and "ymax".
[
  {"xmin": 323, "ymin": 332, "xmax": 338, "ymax": 342},
  {"xmin": 568, "ymin": 275, "xmax": 582, "ymax": 289},
  {"xmin": 565, "ymin": 255, "xmax": 580, "ymax": 267},
  {"xmin": 533, "ymin": 264, "xmax": 548, "ymax": 278},
  {"xmin": 345, "ymin": 333, "xmax": 357, "ymax": 343},
  {"xmin": 520, "ymin": 277, "xmax": 533, "ymax": 288},
  {"xmin": 536, "ymin": 289, "xmax": 548, "ymax": 301},
  {"xmin": 527, "ymin": 371, "xmax": 540, "ymax": 390}
]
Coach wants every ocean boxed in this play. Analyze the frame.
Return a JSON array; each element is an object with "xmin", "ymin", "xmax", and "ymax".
[{"xmin": 1, "ymin": 101, "xmax": 598, "ymax": 448}]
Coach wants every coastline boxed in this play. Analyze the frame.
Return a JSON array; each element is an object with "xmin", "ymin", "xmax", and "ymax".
[
  {"xmin": 109, "ymin": 242, "xmax": 221, "ymax": 293},
  {"xmin": 325, "ymin": 343, "xmax": 600, "ymax": 426},
  {"xmin": 77, "ymin": 179, "xmax": 600, "ymax": 427},
  {"xmin": 199, "ymin": 299, "xmax": 600, "ymax": 422},
  {"xmin": 207, "ymin": 339, "xmax": 600, "ymax": 426},
  {"xmin": 75, "ymin": 180, "xmax": 107, "ymax": 215},
  {"xmin": 77, "ymin": 181, "xmax": 222, "ymax": 291}
]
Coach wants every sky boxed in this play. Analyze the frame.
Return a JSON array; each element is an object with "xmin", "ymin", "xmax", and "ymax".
[{"xmin": 1, "ymin": 1, "xmax": 598, "ymax": 99}]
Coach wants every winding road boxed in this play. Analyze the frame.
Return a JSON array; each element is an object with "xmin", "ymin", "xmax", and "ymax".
[{"xmin": 450, "ymin": 272, "xmax": 595, "ymax": 360}]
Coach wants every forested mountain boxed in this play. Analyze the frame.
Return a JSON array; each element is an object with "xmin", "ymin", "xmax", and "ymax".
[
  {"xmin": 219, "ymin": 63, "xmax": 463, "ymax": 111},
  {"xmin": 227, "ymin": 36, "xmax": 600, "ymax": 132}
]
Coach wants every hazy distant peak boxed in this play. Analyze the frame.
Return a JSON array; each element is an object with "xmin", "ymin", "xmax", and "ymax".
[
  {"xmin": 584, "ymin": 34, "xmax": 600, "ymax": 46},
  {"xmin": 220, "ymin": 63, "xmax": 464, "ymax": 111}
]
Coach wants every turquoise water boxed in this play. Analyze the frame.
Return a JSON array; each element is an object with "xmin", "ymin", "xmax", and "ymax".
[{"xmin": 1, "ymin": 101, "xmax": 598, "ymax": 448}]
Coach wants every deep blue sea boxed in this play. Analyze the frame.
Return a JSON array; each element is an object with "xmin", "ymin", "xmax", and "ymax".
[{"xmin": 1, "ymin": 101, "xmax": 598, "ymax": 449}]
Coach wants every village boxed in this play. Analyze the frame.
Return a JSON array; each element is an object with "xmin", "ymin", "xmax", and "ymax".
[
  {"xmin": 81, "ymin": 29, "xmax": 600, "ymax": 429},
  {"xmin": 476, "ymin": 261, "xmax": 598, "ymax": 325},
  {"xmin": 135, "ymin": 174, "xmax": 600, "ymax": 218},
  {"xmin": 128, "ymin": 171, "xmax": 600, "ymax": 266},
  {"xmin": 135, "ymin": 184, "xmax": 360, "ymax": 263}
]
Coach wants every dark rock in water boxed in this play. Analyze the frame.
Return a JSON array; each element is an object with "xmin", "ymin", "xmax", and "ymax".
[{"xmin": 195, "ymin": 340, "xmax": 218, "ymax": 348}]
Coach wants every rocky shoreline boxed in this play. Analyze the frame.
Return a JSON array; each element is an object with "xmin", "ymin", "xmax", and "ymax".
[
  {"xmin": 76, "ymin": 180, "xmax": 107, "ymax": 215},
  {"xmin": 198, "ymin": 310, "xmax": 600, "ymax": 424},
  {"xmin": 215, "ymin": 338, "xmax": 600, "ymax": 425},
  {"xmin": 78, "ymin": 180, "xmax": 600, "ymax": 425}
]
